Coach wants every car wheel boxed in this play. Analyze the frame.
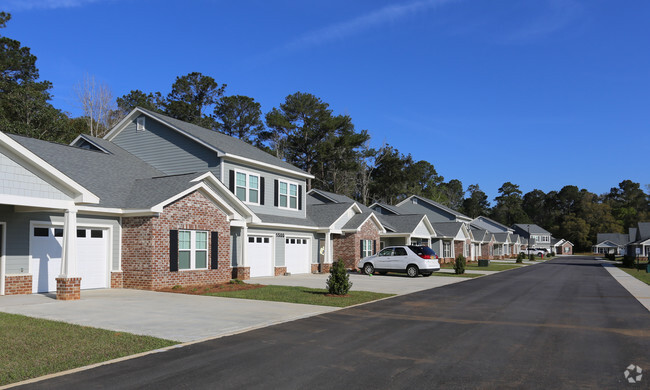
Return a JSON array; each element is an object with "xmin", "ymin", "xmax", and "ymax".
[
  {"xmin": 406, "ymin": 265, "xmax": 419, "ymax": 277},
  {"xmin": 363, "ymin": 263, "xmax": 375, "ymax": 275}
]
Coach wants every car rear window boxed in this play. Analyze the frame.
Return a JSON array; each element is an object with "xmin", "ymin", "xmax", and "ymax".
[{"xmin": 408, "ymin": 245, "xmax": 436, "ymax": 256}]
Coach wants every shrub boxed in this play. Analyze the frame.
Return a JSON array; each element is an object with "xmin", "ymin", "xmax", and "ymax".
[
  {"xmin": 326, "ymin": 260, "xmax": 352, "ymax": 295},
  {"xmin": 516, "ymin": 252, "xmax": 525, "ymax": 263},
  {"xmin": 548, "ymin": 252, "xmax": 555, "ymax": 258},
  {"xmin": 454, "ymin": 254, "xmax": 466, "ymax": 275},
  {"xmin": 230, "ymin": 279, "xmax": 245, "ymax": 285},
  {"xmin": 622, "ymin": 255, "xmax": 636, "ymax": 268}
]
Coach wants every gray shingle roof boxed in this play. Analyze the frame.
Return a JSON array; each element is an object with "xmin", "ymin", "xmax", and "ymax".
[
  {"xmin": 8, "ymin": 133, "xmax": 164, "ymax": 208},
  {"xmin": 255, "ymin": 213, "xmax": 318, "ymax": 227},
  {"xmin": 124, "ymin": 172, "xmax": 206, "ymax": 209},
  {"xmin": 513, "ymin": 224, "xmax": 551, "ymax": 236},
  {"xmin": 377, "ymin": 214, "xmax": 426, "ymax": 234},
  {"xmin": 308, "ymin": 189, "xmax": 356, "ymax": 204},
  {"xmin": 307, "ymin": 202, "xmax": 355, "ymax": 227},
  {"xmin": 341, "ymin": 213, "xmax": 374, "ymax": 230},
  {"xmin": 471, "ymin": 228, "xmax": 489, "ymax": 242},
  {"xmin": 430, "ymin": 222, "xmax": 463, "ymax": 238},
  {"xmin": 402, "ymin": 195, "xmax": 471, "ymax": 221},
  {"xmin": 493, "ymin": 233, "xmax": 509, "ymax": 243},
  {"xmin": 139, "ymin": 108, "xmax": 308, "ymax": 176},
  {"xmin": 371, "ymin": 203, "xmax": 402, "ymax": 215},
  {"xmin": 596, "ymin": 233, "xmax": 630, "ymax": 246},
  {"xmin": 638, "ymin": 222, "xmax": 650, "ymax": 241}
]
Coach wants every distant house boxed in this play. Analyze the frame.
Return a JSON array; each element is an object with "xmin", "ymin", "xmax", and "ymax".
[
  {"xmin": 592, "ymin": 233, "xmax": 630, "ymax": 255},
  {"xmin": 626, "ymin": 222, "xmax": 650, "ymax": 259},
  {"xmin": 552, "ymin": 238, "xmax": 574, "ymax": 255},
  {"xmin": 512, "ymin": 224, "xmax": 552, "ymax": 251}
]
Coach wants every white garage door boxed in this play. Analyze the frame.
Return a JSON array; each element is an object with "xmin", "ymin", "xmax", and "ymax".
[
  {"xmin": 31, "ymin": 226, "xmax": 108, "ymax": 293},
  {"xmin": 285, "ymin": 237, "xmax": 311, "ymax": 274},
  {"xmin": 247, "ymin": 235, "xmax": 273, "ymax": 278}
]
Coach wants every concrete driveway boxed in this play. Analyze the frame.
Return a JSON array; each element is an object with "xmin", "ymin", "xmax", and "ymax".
[
  {"xmin": 251, "ymin": 271, "xmax": 480, "ymax": 295},
  {"xmin": 0, "ymin": 289, "xmax": 338, "ymax": 343}
]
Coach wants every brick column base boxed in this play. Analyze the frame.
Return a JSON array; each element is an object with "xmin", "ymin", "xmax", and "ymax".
[
  {"xmin": 274, "ymin": 267, "xmax": 287, "ymax": 276},
  {"xmin": 56, "ymin": 277, "xmax": 81, "ymax": 300},
  {"xmin": 320, "ymin": 263, "xmax": 332, "ymax": 273},
  {"xmin": 232, "ymin": 267, "xmax": 250, "ymax": 280},
  {"xmin": 111, "ymin": 272, "xmax": 123, "ymax": 288},
  {"xmin": 311, "ymin": 264, "xmax": 320, "ymax": 273}
]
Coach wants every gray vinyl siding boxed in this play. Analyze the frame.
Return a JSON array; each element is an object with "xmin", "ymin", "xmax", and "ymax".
[
  {"xmin": 0, "ymin": 205, "xmax": 120, "ymax": 274},
  {"xmin": 397, "ymin": 201, "xmax": 457, "ymax": 222},
  {"xmin": 0, "ymin": 149, "xmax": 73, "ymax": 201},
  {"xmin": 111, "ymin": 116, "xmax": 221, "ymax": 177},
  {"xmin": 412, "ymin": 220, "xmax": 431, "ymax": 238},
  {"xmin": 222, "ymin": 161, "xmax": 307, "ymax": 219}
]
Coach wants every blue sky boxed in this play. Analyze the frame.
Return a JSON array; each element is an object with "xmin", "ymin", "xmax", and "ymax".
[{"xmin": 2, "ymin": 0, "xmax": 649, "ymax": 204}]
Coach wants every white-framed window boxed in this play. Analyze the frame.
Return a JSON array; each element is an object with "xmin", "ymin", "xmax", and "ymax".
[
  {"xmin": 235, "ymin": 171, "xmax": 260, "ymax": 205},
  {"xmin": 279, "ymin": 180, "xmax": 298, "ymax": 209},
  {"xmin": 443, "ymin": 241, "xmax": 451, "ymax": 258},
  {"xmin": 178, "ymin": 230, "xmax": 208, "ymax": 270},
  {"xmin": 361, "ymin": 239, "xmax": 374, "ymax": 258},
  {"xmin": 136, "ymin": 116, "xmax": 146, "ymax": 131}
]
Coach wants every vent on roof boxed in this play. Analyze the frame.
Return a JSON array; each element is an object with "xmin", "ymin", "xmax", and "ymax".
[
  {"xmin": 412, "ymin": 198, "xmax": 418, "ymax": 204},
  {"xmin": 136, "ymin": 116, "xmax": 146, "ymax": 131}
]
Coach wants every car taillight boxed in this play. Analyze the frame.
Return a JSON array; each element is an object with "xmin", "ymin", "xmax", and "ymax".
[{"xmin": 419, "ymin": 254, "xmax": 432, "ymax": 259}]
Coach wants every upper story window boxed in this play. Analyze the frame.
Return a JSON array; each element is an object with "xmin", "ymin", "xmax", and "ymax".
[
  {"xmin": 235, "ymin": 170, "xmax": 260, "ymax": 205},
  {"xmin": 279, "ymin": 180, "xmax": 298, "ymax": 209},
  {"xmin": 136, "ymin": 116, "xmax": 146, "ymax": 131}
]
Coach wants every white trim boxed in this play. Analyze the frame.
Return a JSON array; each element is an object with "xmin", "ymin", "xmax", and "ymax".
[
  {"xmin": 69, "ymin": 134, "xmax": 111, "ymax": 154},
  {"xmin": 341, "ymin": 213, "xmax": 386, "ymax": 234},
  {"xmin": 0, "ymin": 221, "xmax": 5, "ymax": 295},
  {"xmin": 232, "ymin": 169, "xmax": 261, "ymax": 206},
  {"xmin": 177, "ymin": 230, "xmax": 209, "ymax": 271},
  {"xmin": 220, "ymin": 154, "xmax": 314, "ymax": 180},
  {"xmin": 328, "ymin": 203, "xmax": 363, "ymax": 230},
  {"xmin": 28, "ymin": 220, "xmax": 113, "ymax": 291},
  {"xmin": 0, "ymin": 194, "xmax": 76, "ymax": 210},
  {"xmin": 0, "ymin": 133, "xmax": 100, "ymax": 204},
  {"xmin": 277, "ymin": 179, "xmax": 300, "ymax": 210}
]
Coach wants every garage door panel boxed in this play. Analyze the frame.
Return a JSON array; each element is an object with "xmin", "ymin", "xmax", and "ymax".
[
  {"xmin": 285, "ymin": 237, "xmax": 310, "ymax": 275},
  {"xmin": 247, "ymin": 236, "xmax": 273, "ymax": 278}
]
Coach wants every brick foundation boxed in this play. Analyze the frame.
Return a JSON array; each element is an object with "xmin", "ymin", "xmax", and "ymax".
[
  {"xmin": 311, "ymin": 264, "xmax": 320, "ymax": 273},
  {"xmin": 320, "ymin": 263, "xmax": 332, "ymax": 273},
  {"xmin": 232, "ymin": 267, "xmax": 250, "ymax": 280},
  {"xmin": 274, "ymin": 266, "xmax": 287, "ymax": 276},
  {"xmin": 111, "ymin": 272, "xmax": 123, "ymax": 289},
  {"xmin": 121, "ymin": 191, "xmax": 232, "ymax": 290},
  {"xmin": 4, "ymin": 275, "xmax": 32, "ymax": 295},
  {"xmin": 333, "ymin": 218, "xmax": 381, "ymax": 270},
  {"xmin": 56, "ymin": 277, "xmax": 81, "ymax": 300}
]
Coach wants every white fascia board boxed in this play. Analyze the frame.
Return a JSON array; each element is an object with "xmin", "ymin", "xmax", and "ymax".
[
  {"xmin": 151, "ymin": 184, "xmax": 247, "ymax": 222},
  {"xmin": 219, "ymin": 153, "xmax": 314, "ymax": 180},
  {"xmin": 190, "ymin": 172, "xmax": 260, "ymax": 223},
  {"xmin": 0, "ymin": 133, "xmax": 100, "ymax": 204},
  {"xmin": 329, "ymin": 204, "xmax": 362, "ymax": 231},
  {"xmin": 248, "ymin": 221, "xmax": 320, "ymax": 232},
  {"xmin": 6, "ymin": 196, "xmax": 75, "ymax": 210},
  {"xmin": 69, "ymin": 134, "xmax": 111, "ymax": 154},
  {"xmin": 420, "ymin": 215, "xmax": 436, "ymax": 236}
]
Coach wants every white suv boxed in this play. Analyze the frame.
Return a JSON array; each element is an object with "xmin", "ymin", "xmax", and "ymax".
[{"xmin": 357, "ymin": 245, "xmax": 441, "ymax": 277}]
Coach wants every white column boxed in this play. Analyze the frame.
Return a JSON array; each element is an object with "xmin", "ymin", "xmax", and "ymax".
[
  {"xmin": 405, "ymin": 235, "xmax": 411, "ymax": 245},
  {"xmin": 241, "ymin": 225, "xmax": 248, "ymax": 267},
  {"xmin": 59, "ymin": 208, "xmax": 78, "ymax": 278},
  {"xmin": 325, "ymin": 233, "xmax": 332, "ymax": 263}
]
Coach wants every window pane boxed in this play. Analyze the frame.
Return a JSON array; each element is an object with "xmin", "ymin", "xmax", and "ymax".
[
  {"xmin": 54, "ymin": 228, "xmax": 63, "ymax": 237},
  {"xmin": 249, "ymin": 175, "xmax": 258, "ymax": 189},
  {"xmin": 179, "ymin": 251, "xmax": 191, "ymax": 269},
  {"xmin": 289, "ymin": 184, "xmax": 297, "ymax": 196},
  {"xmin": 280, "ymin": 182, "xmax": 287, "ymax": 195},
  {"xmin": 280, "ymin": 195, "xmax": 287, "ymax": 207},
  {"xmin": 195, "ymin": 251, "xmax": 207, "ymax": 269},
  {"xmin": 179, "ymin": 231, "xmax": 191, "ymax": 250},
  {"xmin": 91, "ymin": 230, "xmax": 103, "ymax": 238},
  {"xmin": 77, "ymin": 229, "xmax": 86, "ymax": 238},
  {"xmin": 34, "ymin": 228, "xmax": 49, "ymax": 237},
  {"xmin": 236, "ymin": 172, "xmax": 246, "ymax": 187},
  {"xmin": 249, "ymin": 189, "xmax": 258, "ymax": 203},
  {"xmin": 236, "ymin": 187, "xmax": 246, "ymax": 201},
  {"xmin": 195, "ymin": 231, "xmax": 207, "ymax": 250},
  {"xmin": 290, "ymin": 196, "xmax": 297, "ymax": 209}
]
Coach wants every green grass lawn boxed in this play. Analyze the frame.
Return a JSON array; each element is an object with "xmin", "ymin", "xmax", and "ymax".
[
  {"xmin": 617, "ymin": 265, "xmax": 650, "ymax": 285},
  {"xmin": 0, "ymin": 313, "xmax": 177, "ymax": 386},
  {"xmin": 206, "ymin": 285, "xmax": 393, "ymax": 307}
]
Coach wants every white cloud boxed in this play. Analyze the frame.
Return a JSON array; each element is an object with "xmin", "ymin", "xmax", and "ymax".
[
  {"xmin": 0, "ymin": 0, "xmax": 106, "ymax": 11},
  {"xmin": 283, "ymin": 0, "xmax": 456, "ymax": 51}
]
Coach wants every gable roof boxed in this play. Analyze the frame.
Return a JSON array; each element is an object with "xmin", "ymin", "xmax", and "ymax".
[
  {"xmin": 377, "ymin": 214, "xmax": 433, "ymax": 235},
  {"xmin": 106, "ymin": 108, "xmax": 312, "ymax": 179},
  {"xmin": 493, "ymin": 232, "xmax": 511, "ymax": 244},
  {"xmin": 637, "ymin": 222, "xmax": 650, "ymax": 241},
  {"xmin": 595, "ymin": 233, "xmax": 629, "ymax": 246},
  {"xmin": 369, "ymin": 202, "xmax": 402, "ymax": 215},
  {"xmin": 513, "ymin": 224, "xmax": 551, "ymax": 236},
  {"xmin": 430, "ymin": 222, "xmax": 465, "ymax": 238},
  {"xmin": 471, "ymin": 216, "xmax": 514, "ymax": 233},
  {"xmin": 396, "ymin": 195, "xmax": 472, "ymax": 222},
  {"xmin": 307, "ymin": 202, "xmax": 358, "ymax": 227}
]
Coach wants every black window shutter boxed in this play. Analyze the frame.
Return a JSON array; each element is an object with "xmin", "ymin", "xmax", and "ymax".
[
  {"xmin": 373, "ymin": 240, "xmax": 376, "ymax": 254},
  {"xmin": 229, "ymin": 170, "xmax": 235, "ymax": 194},
  {"xmin": 298, "ymin": 185, "xmax": 303, "ymax": 210},
  {"xmin": 260, "ymin": 177, "xmax": 265, "ymax": 205},
  {"xmin": 170, "ymin": 230, "xmax": 179, "ymax": 272},
  {"xmin": 360, "ymin": 240, "xmax": 364, "ymax": 257},
  {"xmin": 211, "ymin": 231, "xmax": 219, "ymax": 269},
  {"xmin": 274, "ymin": 180, "xmax": 279, "ymax": 207}
]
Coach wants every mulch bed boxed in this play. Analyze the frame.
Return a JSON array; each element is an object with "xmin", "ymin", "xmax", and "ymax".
[{"xmin": 157, "ymin": 281, "xmax": 265, "ymax": 295}]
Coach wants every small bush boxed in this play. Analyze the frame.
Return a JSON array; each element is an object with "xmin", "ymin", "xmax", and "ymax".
[
  {"xmin": 171, "ymin": 285, "xmax": 183, "ymax": 290},
  {"xmin": 605, "ymin": 253, "xmax": 616, "ymax": 261},
  {"xmin": 454, "ymin": 254, "xmax": 466, "ymax": 274},
  {"xmin": 516, "ymin": 252, "xmax": 525, "ymax": 263},
  {"xmin": 548, "ymin": 252, "xmax": 555, "ymax": 258},
  {"xmin": 622, "ymin": 255, "xmax": 636, "ymax": 268},
  {"xmin": 326, "ymin": 260, "xmax": 352, "ymax": 295},
  {"xmin": 230, "ymin": 279, "xmax": 245, "ymax": 285}
]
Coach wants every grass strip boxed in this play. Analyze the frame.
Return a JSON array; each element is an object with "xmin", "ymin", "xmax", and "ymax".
[
  {"xmin": 206, "ymin": 285, "xmax": 393, "ymax": 307},
  {"xmin": 441, "ymin": 264, "xmax": 523, "ymax": 272},
  {"xmin": 617, "ymin": 265, "xmax": 650, "ymax": 285},
  {"xmin": 0, "ymin": 312, "xmax": 177, "ymax": 386}
]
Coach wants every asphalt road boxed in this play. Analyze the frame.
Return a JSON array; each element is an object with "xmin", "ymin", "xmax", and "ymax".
[{"xmin": 20, "ymin": 257, "xmax": 650, "ymax": 389}]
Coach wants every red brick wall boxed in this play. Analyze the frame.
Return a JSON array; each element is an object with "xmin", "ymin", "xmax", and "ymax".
[
  {"xmin": 111, "ymin": 272, "xmax": 123, "ymax": 289},
  {"xmin": 4, "ymin": 275, "xmax": 32, "ymax": 295},
  {"xmin": 122, "ymin": 191, "xmax": 231, "ymax": 290},
  {"xmin": 481, "ymin": 243, "xmax": 493, "ymax": 260},
  {"xmin": 232, "ymin": 267, "xmax": 250, "ymax": 280},
  {"xmin": 56, "ymin": 277, "xmax": 81, "ymax": 300},
  {"xmin": 275, "ymin": 266, "xmax": 287, "ymax": 276},
  {"xmin": 454, "ymin": 241, "xmax": 464, "ymax": 259},
  {"xmin": 560, "ymin": 243, "xmax": 573, "ymax": 255},
  {"xmin": 333, "ymin": 218, "xmax": 380, "ymax": 270}
]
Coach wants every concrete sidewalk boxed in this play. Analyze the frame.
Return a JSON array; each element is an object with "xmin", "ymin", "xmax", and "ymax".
[
  {"xmin": 601, "ymin": 263, "xmax": 650, "ymax": 312},
  {"xmin": 0, "ymin": 289, "xmax": 338, "ymax": 342}
]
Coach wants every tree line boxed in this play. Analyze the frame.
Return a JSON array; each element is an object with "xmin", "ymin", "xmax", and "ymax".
[{"xmin": 1, "ymin": 12, "xmax": 648, "ymax": 251}]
